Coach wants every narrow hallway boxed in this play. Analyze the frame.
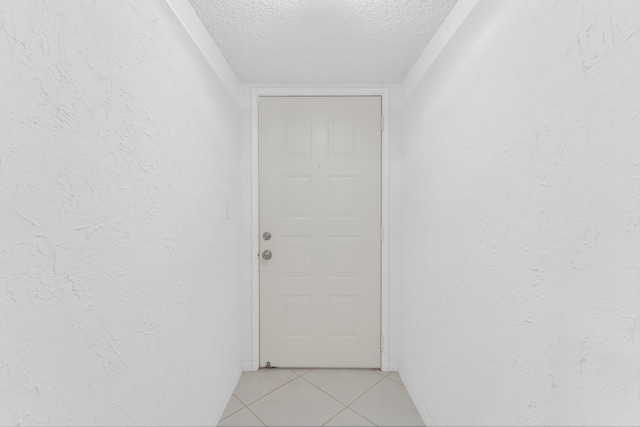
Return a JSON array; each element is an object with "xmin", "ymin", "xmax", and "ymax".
[
  {"xmin": 218, "ymin": 369, "xmax": 423, "ymax": 427},
  {"xmin": 1, "ymin": 0, "xmax": 638, "ymax": 425}
]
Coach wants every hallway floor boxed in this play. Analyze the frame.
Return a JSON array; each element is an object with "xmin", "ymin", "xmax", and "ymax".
[{"xmin": 217, "ymin": 368, "xmax": 425, "ymax": 426}]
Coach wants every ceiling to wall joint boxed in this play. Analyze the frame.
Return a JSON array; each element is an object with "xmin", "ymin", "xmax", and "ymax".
[{"xmin": 188, "ymin": 0, "xmax": 458, "ymax": 84}]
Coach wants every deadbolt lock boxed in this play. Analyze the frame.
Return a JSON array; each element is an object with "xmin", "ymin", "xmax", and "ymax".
[{"xmin": 263, "ymin": 231, "xmax": 271, "ymax": 240}]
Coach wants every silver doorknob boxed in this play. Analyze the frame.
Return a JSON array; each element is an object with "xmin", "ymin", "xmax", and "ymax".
[{"xmin": 262, "ymin": 249, "xmax": 272, "ymax": 260}]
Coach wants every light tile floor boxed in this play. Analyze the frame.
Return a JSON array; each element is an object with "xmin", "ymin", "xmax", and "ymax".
[{"xmin": 218, "ymin": 368, "xmax": 425, "ymax": 427}]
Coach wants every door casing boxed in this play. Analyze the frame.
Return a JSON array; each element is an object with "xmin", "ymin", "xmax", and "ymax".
[{"xmin": 249, "ymin": 87, "xmax": 391, "ymax": 371}]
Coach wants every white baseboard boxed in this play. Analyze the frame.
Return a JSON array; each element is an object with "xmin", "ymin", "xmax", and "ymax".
[
  {"xmin": 398, "ymin": 362, "xmax": 437, "ymax": 427},
  {"xmin": 387, "ymin": 359, "xmax": 399, "ymax": 371},
  {"xmin": 241, "ymin": 360, "xmax": 255, "ymax": 371}
]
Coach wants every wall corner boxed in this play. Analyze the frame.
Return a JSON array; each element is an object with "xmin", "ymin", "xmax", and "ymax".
[
  {"xmin": 164, "ymin": 0, "xmax": 242, "ymax": 104},
  {"xmin": 401, "ymin": 0, "xmax": 480, "ymax": 100}
]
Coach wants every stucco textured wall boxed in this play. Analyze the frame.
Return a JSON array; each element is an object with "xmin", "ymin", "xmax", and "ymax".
[
  {"xmin": 0, "ymin": 1, "xmax": 243, "ymax": 425},
  {"xmin": 396, "ymin": 0, "xmax": 639, "ymax": 425}
]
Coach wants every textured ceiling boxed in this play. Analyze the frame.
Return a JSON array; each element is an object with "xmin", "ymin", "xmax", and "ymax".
[{"xmin": 188, "ymin": 0, "xmax": 458, "ymax": 84}]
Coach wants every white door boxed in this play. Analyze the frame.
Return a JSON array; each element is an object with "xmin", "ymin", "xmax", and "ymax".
[{"xmin": 259, "ymin": 96, "xmax": 381, "ymax": 368}]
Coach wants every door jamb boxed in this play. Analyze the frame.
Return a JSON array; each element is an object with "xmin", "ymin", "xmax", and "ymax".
[{"xmin": 250, "ymin": 87, "xmax": 391, "ymax": 371}]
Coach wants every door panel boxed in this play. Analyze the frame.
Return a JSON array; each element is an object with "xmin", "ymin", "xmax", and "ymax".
[{"xmin": 259, "ymin": 96, "xmax": 381, "ymax": 368}]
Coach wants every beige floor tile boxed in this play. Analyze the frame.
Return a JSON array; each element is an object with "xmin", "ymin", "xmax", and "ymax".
[
  {"xmin": 324, "ymin": 408, "xmax": 374, "ymax": 426},
  {"xmin": 233, "ymin": 369, "xmax": 297, "ymax": 405},
  {"xmin": 217, "ymin": 407, "xmax": 264, "ymax": 426},
  {"xmin": 292, "ymin": 369, "xmax": 310, "ymax": 376},
  {"xmin": 303, "ymin": 369, "xmax": 384, "ymax": 405},
  {"xmin": 350, "ymin": 378, "xmax": 425, "ymax": 426},
  {"xmin": 249, "ymin": 377, "xmax": 344, "ymax": 426},
  {"xmin": 220, "ymin": 395, "xmax": 244, "ymax": 420},
  {"xmin": 375, "ymin": 369, "xmax": 390, "ymax": 377},
  {"xmin": 386, "ymin": 371, "xmax": 403, "ymax": 385}
]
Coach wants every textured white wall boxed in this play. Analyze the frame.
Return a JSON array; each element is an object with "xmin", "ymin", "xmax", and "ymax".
[
  {"xmin": 395, "ymin": 0, "xmax": 640, "ymax": 425},
  {"xmin": 0, "ymin": 1, "xmax": 243, "ymax": 425}
]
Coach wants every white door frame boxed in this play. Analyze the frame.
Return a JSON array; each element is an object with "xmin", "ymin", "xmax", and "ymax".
[{"xmin": 250, "ymin": 87, "xmax": 391, "ymax": 371}]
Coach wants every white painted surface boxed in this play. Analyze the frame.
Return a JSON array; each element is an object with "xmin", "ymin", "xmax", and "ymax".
[
  {"xmin": 259, "ymin": 97, "xmax": 381, "ymax": 368},
  {"xmin": 401, "ymin": 0, "xmax": 479, "ymax": 98},
  {"xmin": 188, "ymin": 0, "xmax": 457, "ymax": 84},
  {"xmin": 165, "ymin": 0, "xmax": 241, "ymax": 103},
  {"xmin": 248, "ymin": 86, "xmax": 394, "ymax": 371},
  {"xmin": 239, "ymin": 100, "xmax": 254, "ymax": 371},
  {"xmin": 0, "ymin": 1, "xmax": 243, "ymax": 425},
  {"xmin": 386, "ymin": 95, "xmax": 404, "ymax": 373},
  {"xmin": 396, "ymin": 0, "xmax": 640, "ymax": 425},
  {"xmin": 3, "ymin": 0, "xmax": 634, "ymax": 423}
]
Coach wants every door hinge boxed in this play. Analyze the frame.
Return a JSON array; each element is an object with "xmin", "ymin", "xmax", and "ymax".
[
  {"xmin": 380, "ymin": 226, "xmax": 384, "ymax": 242},
  {"xmin": 380, "ymin": 115, "xmax": 384, "ymax": 131},
  {"xmin": 380, "ymin": 335, "xmax": 384, "ymax": 353}
]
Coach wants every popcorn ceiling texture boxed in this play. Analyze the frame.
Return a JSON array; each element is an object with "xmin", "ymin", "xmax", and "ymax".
[
  {"xmin": 0, "ymin": 1, "xmax": 243, "ymax": 425},
  {"xmin": 188, "ymin": 0, "xmax": 458, "ymax": 84},
  {"xmin": 394, "ymin": 0, "xmax": 640, "ymax": 424}
]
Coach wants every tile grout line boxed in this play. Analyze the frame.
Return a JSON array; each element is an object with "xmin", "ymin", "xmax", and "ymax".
[
  {"xmin": 240, "ymin": 368, "xmax": 309, "ymax": 425},
  {"xmin": 344, "ymin": 372, "xmax": 387, "ymax": 406},
  {"xmin": 298, "ymin": 375, "xmax": 348, "ymax": 416},
  {"xmin": 227, "ymin": 370, "xmax": 296, "ymax": 426},
  {"xmin": 291, "ymin": 369, "xmax": 310, "ymax": 378},
  {"xmin": 301, "ymin": 369, "xmax": 388, "ymax": 406},
  {"xmin": 245, "ymin": 403, "xmax": 269, "ymax": 426},
  {"xmin": 299, "ymin": 374, "xmax": 349, "ymax": 405},
  {"xmin": 249, "ymin": 369, "xmax": 343, "ymax": 427},
  {"xmin": 301, "ymin": 370, "xmax": 387, "ymax": 426},
  {"xmin": 341, "ymin": 375, "xmax": 388, "ymax": 427},
  {"xmin": 349, "ymin": 377, "xmax": 425, "ymax": 427},
  {"xmin": 239, "ymin": 369, "xmax": 299, "ymax": 406},
  {"xmin": 219, "ymin": 395, "xmax": 246, "ymax": 422},
  {"xmin": 226, "ymin": 369, "xmax": 396, "ymax": 426},
  {"xmin": 386, "ymin": 372, "xmax": 403, "ymax": 386},
  {"xmin": 347, "ymin": 401, "xmax": 380, "ymax": 427},
  {"xmin": 320, "ymin": 406, "xmax": 351, "ymax": 427}
]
